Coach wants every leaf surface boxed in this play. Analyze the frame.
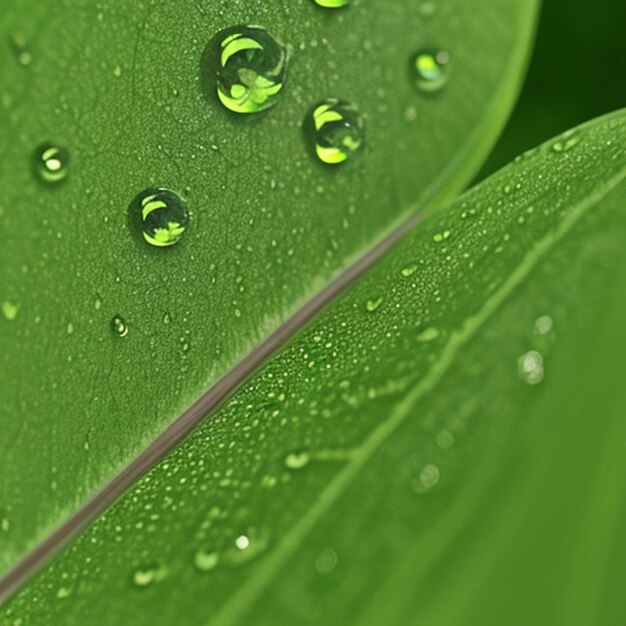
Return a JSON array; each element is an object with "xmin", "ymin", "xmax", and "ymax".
[
  {"xmin": 4, "ymin": 111, "xmax": 625, "ymax": 625},
  {"xmin": 0, "ymin": 0, "xmax": 538, "ymax": 577}
]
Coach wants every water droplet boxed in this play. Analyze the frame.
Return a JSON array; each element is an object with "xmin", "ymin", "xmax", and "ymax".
[
  {"xmin": 284, "ymin": 451, "xmax": 310, "ymax": 470},
  {"xmin": 433, "ymin": 230, "xmax": 451, "ymax": 243},
  {"xmin": 111, "ymin": 315, "xmax": 128, "ymax": 338},
  {"xmin": 309, "ymin": 99, "xmax": 364, "ymax": 165},
  {"xmin": 131, "ymin": 188, "xmax": 188, "ymax": 248},
  {"xmin": 1, "ymin": 517, "xmax": 10, "ymax": 532},
  {"xmin": 552, "ymin": 132, "xmax": 580, "ymax": 153},
  {"xmin": 1, "ymin": 301, "xmax": 18, "ymax": 321},
  {"xmin": 414, "ymin": 49, "xmax": 451, "ymax": 93},
  {"xmin": 56, "ymin": 587, "xmax": 71, "ymax": 599},
  {"xmin": 518, "ymin": 350, "xmax": 544, "ymax": 385},
  {"xmin": 132, "ymin": 563, "xmax": 167, "ymax": 587},
  {"xmin": 315, "ymin": 548, "xmax": 338, "ymax": 573},
  {"xmin": 534, "ymin": 315, "xmax": 553, "ymax": 336},
  {"xmin": 366, "ymin": 297, "xmax": 383, "ymax": 313},
  {"xmin": 35, "ymin": 144, "xmax": 70, "ymax": 183},
  {"xmin": 401, "ymin": 264, "xmax": 418, "ymax": 277},
  {"xmin": 417, "ymin": 327, "xmax": 439, "ymax": 342},
  {"xmin": 224, "ymin": 528, "xmax": 270, "ymax": 565},
  {"xmin": 314, "ymin": 0, "xmax": 349, "ymax": 7},
  {"xmin": 413, "ymin": 464, "xmax": 440, "ymax": 493},
  {"xmin": 11, "ymin": 33, "xmax": 32, "ymax": 66},
  {"xmin": 194, "ymin": 550, "xmax": 219, "ymax": 572},
  {"xmin": 436, "ymin": 429, "xmax": 455, "ymax": 450},
  {"xmin": 216, "ymin": 26, "xmax": 288, "ymax": 114}
]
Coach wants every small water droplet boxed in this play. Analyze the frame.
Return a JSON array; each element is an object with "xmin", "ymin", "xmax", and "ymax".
[
  {"xmin": 111, "ymin": 315, "xmax": 128, "ymax": 338},
  {"xmin": 315, "ymin": 548, "xmax": 338, "ymax": 573},
  {"xmin": 11, "ymin": 33, "xmax": 32, "ymax": 66},
  {"xmin": 284, "ymin": 451, "xmax": 310, "ymax": 469},
  {"xmin": 309, "ymin": 99, "xmax": 364, "ymax": 165},
  {"xmin": 401, "ymin": 264, "xmax": 418, "ymax": 277},
  {"xmin": 366, "ymin": 297, "xmax": 383, "ymax": 313},
  {"xmin": 56, "ymin": 587, "xmax": 71, "ymax": 599},
  {"xmin": 552, "ymin": 133, "xmax": 580, "ymax": 153},
  {"xmin": 132, "ymin": 563, "xmax": 167, "ymax": 588},
  {"xmin": 436, "ymin": 429, "xmax": 455, "ymax": 450},
  {"xmin": 1, "ymin": 517, "xmax": 10, "ymax": 532},
  {"xmin": 314, "ymin": 0, "xmax": 349, "ymax": 7},
  {"xmin": 518, "ymin": 350, "xmax": 544, "ymax": 385},
  {"xmin": 534, "ymin": 315, "xmax": 553, "ymax": 336},
  {"xmin": 224, "ymin": 528, "xmax": 270, "ymax": 565},
  {"xmin": 433, "ymin": 230, "xmax": 451, "ymax": 243},
  {"xmin": 35, "ymin": 144, "xmax": 70, "ymax": 183},
  {"xmin": 194, "ymin": 550, "xmax": 219, "ymax": 572},
  {"xmin": 131, "ymin": 188, "xmax": 188, "ymax": 248},
  {"xmin": 414, "ymin": 49, "xmax": 451, "ymax": 93},
  {"xmin": 413, "ymin": 464, "xmax": 440, "ymax": 493},
  {"xmin": 216, "ymin": 26, "xmax": 288, "ymax": 114},
  {"xmin": 417, "ymin": 327, "xmax": 439, "ymax": 342},
  {"xmin": 1, "ymin": 301, "xmax": 18, "ymax": 321}
]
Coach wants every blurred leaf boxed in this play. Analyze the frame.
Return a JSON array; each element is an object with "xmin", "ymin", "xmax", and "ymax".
[
  {"xmin": 4, "ymin": 111, "xmax": 625, "ymax": 625},
  {"xmin": 0, "ymin": 0, "xmax": 538, "ymax": 577}
]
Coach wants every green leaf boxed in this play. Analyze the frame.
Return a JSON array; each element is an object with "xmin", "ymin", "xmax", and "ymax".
[
  {"xmin": 4, "ymin": 110, "xmax": 625, "ymax": 625},
  {"xmin": 0, "ymin": 0, "xmax": 538, "ymax": 577}
]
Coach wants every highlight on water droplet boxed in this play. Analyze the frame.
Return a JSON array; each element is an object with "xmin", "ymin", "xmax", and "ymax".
[
  {"xmin": 216, "ymin": 26, "xmax": 288, "ymax": 114},
  {"xmin": 413, "ymin": 48, "xmax": 451, "ymax": 93},
  {"xmin": 131, "ymin": 188, "xmax": 188, "ymax": 248},
  {"xmin": 552, "ymin": 132, "xmax": 580, "ymax": 153},
  {"xmin": 534, "ymin": 315, "xmax": 553, "ymax": 336},
  {"xmin": 314, "ymin": 0, "xmax": 349, "ymax": 7},
  {"xmin": 111, "ymin": 315, "xmax": 128, "ymax": 338},
  {"xmin": 224, "ymin": 528, "xmax": 270, "ymax": 565},
  {"xmin": 308, "ymin": 99, "xmax": 364, "ymax": 165},
  {"xmin": 35, "ymin": 144, "xmax": 70, "ymax": 183},
  {"xmin": 518, "ymin": 350, "xmax": 544, "ymax": 385}
]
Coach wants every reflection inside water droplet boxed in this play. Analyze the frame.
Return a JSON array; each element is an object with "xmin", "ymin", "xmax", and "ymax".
[
  {"xmin": 518, "ymin": 350, "xmax": 544, "ymax": 385},
  {"xmin": 215, "ymin": 26, "xmax": 288, "ymax": 114},
  {"xmin": 308, "ymin": 99, "xmax": 364, "ymax": 165},
  {"xmin": 131, "ymin": 188, "xmax": 188, "ymax": 248}
]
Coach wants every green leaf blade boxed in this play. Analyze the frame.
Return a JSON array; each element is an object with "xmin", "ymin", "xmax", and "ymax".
[
  {"xmin": 0, "ymin": 0, "xmax": 538, "ymax": 578},
  {"xmin": 5, "ymin": 110, "xmax": 625, "ymax": 625}
]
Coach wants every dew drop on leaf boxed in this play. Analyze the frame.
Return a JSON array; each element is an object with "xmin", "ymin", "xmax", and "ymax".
[
  {"xmin": 216, "ymin": 26, "xmax": 288, "ymax": 114},
  {"xmin": 315, "ymin": 548, "xmax": 338, "ymax": 574},
  {"xmin": 132, "ymin": 563, "xmax": 167, "ymax": 588},
  {"xmin": 110, "ymin": 315, "xmax": 128, "ymax": 338},
  {"xmin": 313, "ymin": 0, "xmax": 349, "ymax": 7},
  {"xmin": 534, "ymin": 315, "xmax": 553, "ymax": 336},
  {"xmin": 518, "ymin": 350, "xmax": 544, "ymax": 385},
  {"xmin": 284, "ymin": 451, "xmax": 310, "ymax": 469},
  {"xmin": 131, "ymin": 188, "xmax": 188, "ymax": 248},
  {"xmin": 1, "ymin": 301, "xmax": 19, "ymax": 321},
  {"xmin": 413, "ymin": 48, "xmax": 451, "ymax": 93},
  {"xmin": 193, "ymin": 550, "xmax": 219, "ymax": 572},
  {"xmin": 308, "ymin": 99, "xmax": 364, "ymax": 165},
  {"xmin": 35, "ymin": 144, "xmax": 70, "ymax": 183},
  {"xmin": 366, "ymin": 297, "xmax": 383, "ymax": 313},
  {"xmin": 413, "ymin": 464, "xmax": 441, "ymax": 493}
]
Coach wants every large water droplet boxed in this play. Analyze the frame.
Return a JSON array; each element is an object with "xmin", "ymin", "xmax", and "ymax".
[
  {"xmin": 284, "ymin": 451, "xmax": 310, "ymax": 470},
  {"xmin": 309, "ymin": 99, "xmax": 364, "ymax": 165},
  {"xmin": 35, "ymin": 144, "xmax": 70, "ymax": 183},
  {"xmin": 414, "ymin": 49, "xmax": 451, "ymax": 93},
  {"xmin": 131, "ymin": 188, "xmax": 188, "ymax": 248},
  {"xmin": 216, "ymin": 26, "xmax": 287, "ymax": 114},
  {"xmin": 314, "ymin": 0, "xmax": 349, "ymax": 7}
]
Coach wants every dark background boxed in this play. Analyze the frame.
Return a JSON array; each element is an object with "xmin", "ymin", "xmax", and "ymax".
[{"xmin": 479, "ymin": 0, "xmax": 626, "ymax": 180}]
